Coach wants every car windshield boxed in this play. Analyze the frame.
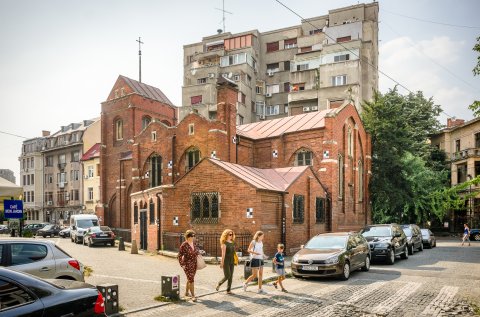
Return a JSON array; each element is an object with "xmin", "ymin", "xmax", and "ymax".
[
  {"xmin": 90, "ymin": 226, "xmax": 102, "ymax": 232},
  {"xmin": 77, "ymin": 219, "xmax": 98, "ymax": 229},
  {"xmin": 100, "ymin": 226, "xmax": 111, "ymax": 231},
  {"xmin": 304, "ymin": 236, "xmax": 347, "ymax": 249},
  {"xmin": 361, "ymin": 226, "xmax": 391, "ymax": 237},
  {"xmin": 421, "ymin": 229, "xmax": 429, "ymax": 236},
  {"xmin": 402, "ymin": 228, "xmax": 412, "ymax": 237},
  {"xmin": 43, "ymin": 225, "xmax": 53, "ymax": 230}
]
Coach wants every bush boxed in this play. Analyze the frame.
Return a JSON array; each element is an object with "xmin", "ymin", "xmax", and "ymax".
[{"xmin": 22, "ymin": 230, "xmax": 33, "ymax": 238}]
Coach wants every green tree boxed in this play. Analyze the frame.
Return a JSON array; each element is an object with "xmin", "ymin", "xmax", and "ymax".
[
  {"xmin": 362, "ymin": 88, "xmax": 449, "ymax": 224},
  {"xmin": 468, "ymin": 36, "xmax": 480, "ymax": 117}
]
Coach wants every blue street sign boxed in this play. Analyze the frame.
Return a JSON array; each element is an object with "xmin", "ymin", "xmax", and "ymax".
[{"xmin": 3, "ymin": 200, "xmax": 23, "ymax": 219}]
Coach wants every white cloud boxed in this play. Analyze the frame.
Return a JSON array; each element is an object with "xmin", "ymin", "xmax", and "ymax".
[{"xmin": 379, "ymin": 35, "xmax": 475, "ymax": 123}]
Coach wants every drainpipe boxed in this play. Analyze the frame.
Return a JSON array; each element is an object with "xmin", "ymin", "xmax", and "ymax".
[
  {"xmin": 119, "ymin": 159, "xmax": 122, "ymax": 229},
  {"xmin": 156, "ymin": 193, "xmax": 162, "ymax": 251},
  {"xmin": 281, "ymin": 192, "xmax": 287, "ymax": 251},
  {"xmin": 171, "ymin": 135, "xmax": 176, "ymax": 184},
  {"xmin": 307, "ymin": 177, "xmax": 312, "ymax": 240},
  {"xmin": 235, "ymin": 135, "xmax": 239, "ymax": 164}
]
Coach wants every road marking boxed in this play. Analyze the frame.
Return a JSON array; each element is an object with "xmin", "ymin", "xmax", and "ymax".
[
  {"xmin": 372, "ymin": 282, "xmax": 422, "ymax": 314},
  {"xmin": 421, "ymin": 285, "xmax": 459, "ymax": 316}
]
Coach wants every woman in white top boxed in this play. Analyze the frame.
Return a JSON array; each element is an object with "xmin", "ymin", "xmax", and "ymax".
[{"xmin": 244, "ymin": 231, "xmax": 267, "ymax": 294}]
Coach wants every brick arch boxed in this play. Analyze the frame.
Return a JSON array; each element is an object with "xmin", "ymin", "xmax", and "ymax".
[
  {"xmin": 177, "ymin": 145, "xmax": 203, "ymax": 173},
  {"xmin": 287, "ymin": 146, "xmax": 319, "ymax": 167},
  {"xmin": 140, "ymin": 152, "xmax": 163, "ymax": 189},
  {"xmin": 160, "ymin": 119, "xmax": 172, "ymax": 127},
  {"xmin": 107, "ymin": 194, "xmax": 116, "ymax": 227},
  {"xmin": 141, "ymin": 115, "xmax": 152, "ymax": 130}
]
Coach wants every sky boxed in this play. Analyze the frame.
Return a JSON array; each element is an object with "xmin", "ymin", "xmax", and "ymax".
[{"xmin": 0, "ymin": 0, "xmax": 479, "ymax": 184}]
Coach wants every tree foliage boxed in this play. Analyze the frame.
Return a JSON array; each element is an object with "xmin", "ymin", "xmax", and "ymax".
[
  {"xmin": 362, "ymin": 88, "xmax": 448, "ymax": 224},
  {"xmin": 468, "ymin": 36, "xmax": 480, "ymax": 117}
]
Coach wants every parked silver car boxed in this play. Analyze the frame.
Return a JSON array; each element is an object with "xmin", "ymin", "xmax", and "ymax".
[{"xmin": 0, "ymin": 239, "xmax": 84, "ymax": 281}]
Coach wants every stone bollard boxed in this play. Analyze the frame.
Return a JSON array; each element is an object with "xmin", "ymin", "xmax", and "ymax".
[
  {"xmin": 118, "ymin": 237, "xmax": 125, "ymax": 251},
  {"xmin": 131, "ymin": 239, "xmax": 139, "ymax": 254}
]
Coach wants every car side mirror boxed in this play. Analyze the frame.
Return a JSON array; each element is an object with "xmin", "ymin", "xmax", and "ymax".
[{"xmin": 300, "ymin": 244, "xmax": 304, "ymax": 249}]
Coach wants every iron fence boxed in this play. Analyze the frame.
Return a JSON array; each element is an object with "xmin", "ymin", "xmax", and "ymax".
[
  {"xmin": 111, "ymin": 228, "xmax": 131, "ymax": 243},
  {"xmin": 162, "ymin": 232, "xmax": 252, "ymax": 258}
]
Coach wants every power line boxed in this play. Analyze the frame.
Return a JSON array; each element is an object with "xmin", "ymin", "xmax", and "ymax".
[
  {"xmin": 382, "ymin": 20, "xmax": 480, "ymax": 95},
  {"xmin": 382, "ymin": 9, "xmax": 480, "ymax": 30},
  {"xmin": 0, "ymin": 130, "xmax": 28, "ymax": 139},
  {"xmin": 273, "ymin": 0, "xmax": 455, "ymax": 118}
]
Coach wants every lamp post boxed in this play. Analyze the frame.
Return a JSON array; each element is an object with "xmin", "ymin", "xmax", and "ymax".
[{"xmin": 467, "ymin": 174, "xmax": 473, "ymax": 229}]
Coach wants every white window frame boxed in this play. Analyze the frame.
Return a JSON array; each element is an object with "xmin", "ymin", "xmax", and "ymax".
[
  {"xmin": 266, "ymin": 84, "xmax": 280, "ymax": 95},
  {"xmin": 266, "ymin": 105, "xmax": 280, "ymax": 116},
  {"xmin": 88, "ymin": 166, "xmax": 94, "ymax": 178},
  {"xmin": 332, "ymin": 75, "xmax": 347, "ymax": 86},
  {"xmin": 88, "ymin": 187, "xmax": 94, "ymax": 201}
]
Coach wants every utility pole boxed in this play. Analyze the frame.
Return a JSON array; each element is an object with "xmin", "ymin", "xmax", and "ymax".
[{"xmin": 136, "ymin": 37, "xmax": 144, "ymax": 83}]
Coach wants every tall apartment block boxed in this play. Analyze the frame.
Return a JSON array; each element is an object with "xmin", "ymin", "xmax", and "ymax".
[
  {"xmin": 19, "ymin": 132, "xmax": 49, "ymax": 224},
  {"xmin": 181, "ymin": 2, "xmax": 378, "ymax": 123}
]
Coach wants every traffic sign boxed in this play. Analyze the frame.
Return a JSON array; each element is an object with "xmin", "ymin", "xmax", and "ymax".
[{"xmin": 3, "ymin": 200, "xmax": 23, "ymax": 219}]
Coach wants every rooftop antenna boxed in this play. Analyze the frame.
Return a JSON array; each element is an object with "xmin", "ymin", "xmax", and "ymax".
[
  {"xmin": 136, "ymin": 37, "xmax": 144, "ymax": 82},
  {"xmin": 215, "ymin": 0, "xmax": 233, "ymax": 33}
]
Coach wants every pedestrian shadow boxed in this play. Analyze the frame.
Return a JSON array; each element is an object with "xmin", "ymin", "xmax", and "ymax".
[{"xmin": 195, "ymin": 299, "xmax": 250, "ymax": 315}]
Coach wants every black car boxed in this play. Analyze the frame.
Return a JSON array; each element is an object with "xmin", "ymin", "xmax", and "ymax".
[
  {"xmin": 83, "ymin": 226, "xmax": 116, "ymax": 247},
  {"xmin": 23, "ymin": 223, "xmax": 49, "ymax": 235},
  {"xmin": 59, "ymin": 227, "xmax": 72, "ymax": 238},
  {"xmin": 36, "ymin": 225, "xmax": 62, "ymax": 238},
  {"xmin": 421, "ymin": 228, "xmax": 436, "ymax": 248},
  {"xmin": 470, "ymin": 229, "xmax": 480, "ymax": 241},
  {"xmin": 0, "ymin": 268, "xmax": 104, "ymax": 317},
  {"xmin": 401, "ymin": 224, "xmax": 424, "ymax": 254},
  {"xmin": 360, "ymin": 224, "xmax": 409, "ymax": 265}
]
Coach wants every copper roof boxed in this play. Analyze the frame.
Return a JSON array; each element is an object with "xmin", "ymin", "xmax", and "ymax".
[
  {"xmin": 209, "ymin": 159, "xmax": 309, "ymax": 192},
  {"xmin": 119, "ymin": 75, "xmax": 174, "ymax": 107},
  {"xmin": 81, "ymin": 143, "xmax": 100, "ymax": 161},
  {"xmin": 236, "ymin": 109, "xmax": 332, "ymax": 140}
]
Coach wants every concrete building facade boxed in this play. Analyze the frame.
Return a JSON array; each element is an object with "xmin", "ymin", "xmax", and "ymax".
[
  {"xmin": 81, "ymin": 118, "xmax": 101, "ymax": 216},
  {"xmin": 181, "ymin": 2, "xmax": 378, "ymax": 124}
]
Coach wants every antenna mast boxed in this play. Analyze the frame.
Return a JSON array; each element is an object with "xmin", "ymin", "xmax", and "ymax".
[
  {"xmin": 215, "ymin": 0, "xmax": 233, "ymax": 33},
  {"xmin": 136, "ymin": 37, "xmax": 144, "ymax": 83}
]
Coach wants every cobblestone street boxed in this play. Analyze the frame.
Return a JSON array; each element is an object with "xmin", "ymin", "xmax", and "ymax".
[{"xmin": 36, "ymin": 237, "xmax": 480, "ymax": 316}]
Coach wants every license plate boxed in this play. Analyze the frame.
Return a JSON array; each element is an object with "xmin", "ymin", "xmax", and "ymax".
[
  {"xmin": 302, "ymin": 265, "xmax": 318, "ymax": 271},
  {"xmin": 100, "ymin": 234, "xmax": 108, "ymax": 237}
]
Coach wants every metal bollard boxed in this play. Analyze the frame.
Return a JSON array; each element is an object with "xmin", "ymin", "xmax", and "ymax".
[
  {"xmin": 161, "ymin": 275, "xmax": 180, "ymax": 300},
  {"xmin": 118, "ymin": 237, "xmax": 125, "ymax": 251},
  {"xmin": 97, "ymin": 284, "xmax": 119, "ymax": 315}
]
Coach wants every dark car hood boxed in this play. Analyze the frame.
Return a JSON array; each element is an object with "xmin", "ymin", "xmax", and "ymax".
[
  {"xmin": 46, "ymin": 279, "xmax": 95, "ymax": 290},
  {"xmin": 364, "ymin": 236, "xmax": 392, "ymax": 243},
  {"xmin": 296, "ymin": 248, "xmax": 344, "ymax": 260}
]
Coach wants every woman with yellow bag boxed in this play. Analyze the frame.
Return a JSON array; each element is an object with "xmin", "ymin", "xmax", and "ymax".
[{"xmin": 216, "ymin": 229, "xmax": 237, "ymax": 294}]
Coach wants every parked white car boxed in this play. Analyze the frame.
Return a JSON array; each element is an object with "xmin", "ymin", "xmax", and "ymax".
[{"xmin": 70, "ymin": 214, "xmax": 99, "ymax": 244}]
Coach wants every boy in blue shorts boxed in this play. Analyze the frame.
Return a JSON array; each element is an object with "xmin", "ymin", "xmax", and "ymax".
[{"xmin": 272, "ymin": 244, "xmax": 287, "ymax": 292}]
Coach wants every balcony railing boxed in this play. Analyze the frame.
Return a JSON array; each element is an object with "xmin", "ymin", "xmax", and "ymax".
[{"xmin": 451, "ymin": 148, "xmax": 480, "ymax": 161}]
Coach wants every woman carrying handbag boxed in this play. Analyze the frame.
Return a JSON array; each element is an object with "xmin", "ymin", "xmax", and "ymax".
[{"xmin": 178, "ymin": 230, "xmax": 202, "ymax": 301}]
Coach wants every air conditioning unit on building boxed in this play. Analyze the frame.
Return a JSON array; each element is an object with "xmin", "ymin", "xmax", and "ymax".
[
  {"xmin": 267, "ymin": 70, "xmax": 274, "ymax": 76},
  {"xmin": 208, "ymin": 73, "xmax": 215, "ymax": 78},
  {"xmin": 265, "ymin": 93, "xmax": 272, "ymax": 97},
  {"xmin": 303, "ymin": 106, "xmax": 311, "ymax": 112},
  {"xmin": 259, "ymin": 114, "xmax": 266, "ymax": 120},
  {"xmin": 311, "ymin": 106, "xmax": 318, "ymax": 111},
  {"xmin": 47, "ymin": 201, "xmax": 53, "ymax": 206}
]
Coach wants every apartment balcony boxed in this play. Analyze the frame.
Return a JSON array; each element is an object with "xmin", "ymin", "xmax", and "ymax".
[
  {"xmin": 288, "ymin": 89, "xmax": 319, "ymax": 103},
  {"xmin": 57, "ymin": 163, "xmax": 66, "ymax": 170},
  {"xmin": 451, "ymin": 148, "xmax": 480, "ymax": 162}
]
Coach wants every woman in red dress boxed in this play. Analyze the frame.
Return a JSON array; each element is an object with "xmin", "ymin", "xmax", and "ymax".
[{"xmin": 178, "ymin": 230, "xmax": 200, "ymax": 301}]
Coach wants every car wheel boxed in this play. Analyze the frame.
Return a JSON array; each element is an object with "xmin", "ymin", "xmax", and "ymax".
[
  {"xmin": 400, "ymin": 246, "xmax": 408, "ymax": 259},
  {"xmin": 111, "ymin": 240, "xmax": 115, "ymax": 247},
  {"xmin": 419, "ymin": 242, "xmax": 424, "ymax": 251},
  {"xmin": 387, "ymin": 249, "xmax": 396, "ymax": 264},
  {"xmin": 361, "ymin": 256, "xmax": 370, "ymax": 272},
  {"xmin": 408, "ymin": 245, "xmax": 414, "ymax": 255},
  {"xmin": 474, "ymin": 234, "xmax": 480, "ymax": 241},
  {"xmin": 340, "ymin": 262, "xmax": 351, "ymax": 280}
]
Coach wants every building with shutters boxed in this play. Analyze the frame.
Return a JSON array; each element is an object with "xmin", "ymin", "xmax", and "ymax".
[{"xmin": 181, "ymin": 2, "xmax": 378, "ymax": 124}]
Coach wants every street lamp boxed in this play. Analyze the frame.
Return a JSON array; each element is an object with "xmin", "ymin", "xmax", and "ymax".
[{"xmin": 467, "ymin": 174, "xmax": 473, "ymax": 229}]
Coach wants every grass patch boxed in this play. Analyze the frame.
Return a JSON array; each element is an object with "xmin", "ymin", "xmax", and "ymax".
[
  {"xmin": 472, "ymin": 303, "xmax": 480, "ymax": 316},
  {"xmin": 119, "ymin": 305, "xmax": 126, "ymax": 312},
  {"xmin": 154, "ymin": 295, "xmax": 184, "ymax": 303},
  {"xmin": 83, "ymin": 265, "xmax": 93, "ymax": 277}
]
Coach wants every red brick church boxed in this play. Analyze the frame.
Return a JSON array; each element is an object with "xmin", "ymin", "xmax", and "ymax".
[{"xmin": 99, "ymin": 75, "xmax": 371, "ymax": 254}]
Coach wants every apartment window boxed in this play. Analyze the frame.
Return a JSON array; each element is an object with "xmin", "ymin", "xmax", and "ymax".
[
  {"xmin": 296, "ymin": 64, "xmax": 309, "ymax": 71},
  {"xmin": 191, "ymin": 192, "xmax": 219, "ymax": 224},
  {"xmin": 284, "ymin": 82, "xmax": 290, "ymax": 93},
  {"xmin": 337, "ymin": 36, "xmax": 351, "ymax": 43},
  {"xmin": 358, "ymin": 161, "xmax": 364, "ymax": 201},
  {"xmin": 284, "ymin": 38, "xmax": 297, "ymax": 49},
  {"xmin": 296, "ymin": 150, "xmax": 313, "ymax": 166},
  {"xmin": 26, "ymin": 175, "xmax": 30, "ymax": 186},
  {"xmin": 233, "ymin": 74, "xmax": 240, "ymax": 81},
  {"xmin": 292, "ymin": 83, "xmax": 305, "ymax": 91},
  {"xmin": 457, "ymin": 163, "xmax": 467, "ymax": 183},
  {"xmin": 151, "ymin": 131, "xmax": 157, "ymax": 141},
  {"xmin": 69, "ymin": 170, "xmax": 79, "ymax": 181},
  {"xmin": 237, "ymin": 92, "xmax": 246, "ymax": 104},
  {"xmin": 247, "ymin": 74, "xmax": 252, "ymax": 84},
  {"xmin": 251, "ymin": 101, "xmax": 256, "ymax": 113},
  {"xmin": 266, "ymin": 41, "xmax": 279, "ymax": 53},
  {"xmin": 266, "ymin": 105, "xmax": 280, "ymax": 116},
  {"xmin": 293, "ymin": 194, "xmax": 305, "ymax": 223},
  {"xmin": 149, "ymin": 155, "xmax": 162, "ymax": 188},
  {"xmin": 455, "ymin": 140, "xmax": 461, "ymax": 152},
  {"xmin": 309, "ymin": 29, "xmax": 322, "ymax": 35},
  {"xmin": 300, "ymin": 46, "xmax": 312, "ymax": 53},
  {"xmin": 255, "ymin": 85, "xmax": 263, "ymax": 95},
  {"xmin": 197, "ymin": 78, "xmax": 207, "ymax": 84},
  {"xmin": 284, "ymin": 61, "xmax": 291, "ymax": 71},
  {"xmin": 256, "ymin": 101, "xmax": 265, "ymax": 115},
  {"xmin": 31, "ymin": 174, "xmax": 34, "ymax": 185},
  {"xmin": 476, "ymin": 133, "xmax": 480, "ymax": 148},
  {"xmin": 96, "ymin": 164, "xmax": 100, "ymax": 176},
  {"xmin": 237, "ymin": 115, "xmax": 244, "ymax": 125},
  {"xmin": 88, "ymin": 166, "xmax": 94, "ymax": 178},
  {"xmin": 334, "ymin": 54, "xmax": 350, "ymax": 62},
  {"xmin": 149, "ymin": 199, "xmax": 155, "ymax": 224},
  {"xmin": 316, "ymin": 197, "xmax": 326, "ymax": 223},
  {"xmin": 475, "ymin": 161, "xmax": 480, "ymax": 177},
  {"xmin": 347, "ymin": 128, "xmax": 354, "ymax": 157},
  {"xmin": 57, "ymin": 172, "xmax": 66, "ymax": 184},
  {"xmin": 284, "ymin": 104, "xmax": 289, "ymax": 114},
  {"xmin": 266, "ymin": 63, "xmax": 280, "ymax": 73},
  {"xmin": 30, "ymin": 158, "xmax": 34, "ymax": 168},
  {"xmin": 188, "ymin": 123, "xmax": 194, "ymax": 135},
  {"xmin": 88, "ymin": 187, "xmax": 94, "ymax": 201},
  {"xmin": 71, "ymin": 133, "xmax": 78, "ymax": 143},
  {"xmin": 186, "ymin": 148, "xmax": 200, "ymax": 171},
  {"xmin": 71, "ymin": 151, "xmax": 80, "ymax": 162},
  {"xmin": 142, "ymin": 116, "xmax": 151, "ymax": 130},
  {"xmin": 45, "ymin": 156, "xmax": 53, "ymax": 167},
  {"xmin": 31, "ymin": 191, "xmax": 34, "ymax": 203},
  {"xmin": 71, "ymin": 189, "xmax": 79, "ymax": 201},
  {"xmin": 266, "ymin": 84, "xmax": 280, "ymax": 95},
  {"xmin": 134, "ymin": 202, "xmax": 139, "ymax": 224},
  {"xmin": 339, "ymin": 155, "xmax": 345, "ymax": 199},
  {"xmin": 58, "ymin": 154, "xmax": 66, "ymax": 165},
  {"xmin": 23, "ymin": 175, "xmax": 26, "ymax": 186},
  {"xmin": 220, "ymin": 53, "xmax": 247, "ymax": 67},
  {"xmin": 22, "ymin": 159, "xmax": 26, "ymax": 170},
  {"xmin": 191, "ymin": 95, "xmax": 202, "ymax": 105},
  {"xmin": 115, "ymin": 119, "xmax": 123, "ymax": 140},
  {"xmin": 332, "ymin": 75, "xmax": 347, "ymax": 86}
]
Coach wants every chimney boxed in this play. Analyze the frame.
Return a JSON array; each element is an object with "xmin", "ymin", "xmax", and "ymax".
[
  {"xmin": 447, "ymin": 118, "xmax": 465, "ymax": 128},
  {"xmin": 216, "ymin": 76, "xmax": 238, "ymax": 125},
  {"xmin": 42, "ymin": 130, "xmax": 50, "ymax": 137}
]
